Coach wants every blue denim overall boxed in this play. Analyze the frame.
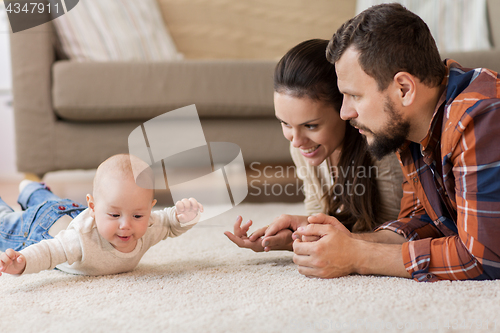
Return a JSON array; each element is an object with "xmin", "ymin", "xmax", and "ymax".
[{"xmin": 0, "ymin": 182, "xmax": 86, "ymax": 251}]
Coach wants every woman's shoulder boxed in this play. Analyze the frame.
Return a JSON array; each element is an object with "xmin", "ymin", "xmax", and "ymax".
[
  {"xmin": 370, "ymin": 154, "xmax": 404, "ymax": 222},
  {"xmin": 371, "ymin": 154, "xmax": 404, "ymax": 198},
  {"xmin": 372, "ymin": 153, "xmax": 402, "ymax": 176}
]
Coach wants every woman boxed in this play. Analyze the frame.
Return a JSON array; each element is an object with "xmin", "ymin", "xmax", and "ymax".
[{"xmin": 225, "ymin": 39, "xmax": 403, "ymax": 251}]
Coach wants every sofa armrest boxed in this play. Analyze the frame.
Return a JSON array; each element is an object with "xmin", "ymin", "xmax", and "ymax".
[
  {"xmin": 440, "ymin": 50, "xmax": 500, "ymax": 73},
  {"xmin": 10, "ymin": 22, "xmax": 57, "ymax": 176}
]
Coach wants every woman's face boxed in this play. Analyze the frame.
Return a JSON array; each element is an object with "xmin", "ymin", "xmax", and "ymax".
[{"xmin": 274, "ymin": 92, "xmax": 346, "ymax": 166}]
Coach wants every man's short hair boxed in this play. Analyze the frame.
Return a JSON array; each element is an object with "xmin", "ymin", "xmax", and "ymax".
[{"xmin": 327, "ymin": 3, "xmax": 446, "ymax": 90}]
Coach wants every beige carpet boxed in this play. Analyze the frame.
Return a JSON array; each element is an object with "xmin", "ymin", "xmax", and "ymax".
[{"xmin": 1, "ymin": 203, "xmax": 500, "ymax": 333}]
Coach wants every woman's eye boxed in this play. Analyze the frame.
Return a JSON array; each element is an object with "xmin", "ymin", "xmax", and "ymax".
[
  {"xmin": 280, "ymin": 121, "xmax": 291, "ymax": 128},
  {"xmin": 305, "ymin": 124, "xmax": 318, "ymax": 130}
]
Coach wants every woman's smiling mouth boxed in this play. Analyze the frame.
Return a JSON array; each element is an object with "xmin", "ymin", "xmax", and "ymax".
[{"xmin": 301, "ymin": 145, "xmax": 320, "ymax": 156}]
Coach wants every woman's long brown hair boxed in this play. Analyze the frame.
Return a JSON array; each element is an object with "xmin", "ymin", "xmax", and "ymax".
[{"xmin": 274, "ymin": 39, "xmax": 381, "ymax": 232}]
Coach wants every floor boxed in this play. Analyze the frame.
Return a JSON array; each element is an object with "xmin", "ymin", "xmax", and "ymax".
[{"xmin": 0, "ymin": 170, "xmax": 96, "ymax": 210}]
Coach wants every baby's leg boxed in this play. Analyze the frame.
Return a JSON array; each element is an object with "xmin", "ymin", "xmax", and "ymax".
[
  {"xmin": 17, "ymin": 181, "xmax": 62, "ymax": 210},
  {"xmin": 0, "ymin": 198, "xmax": 25, "ymax": 251},
  {"xmin": 0, "ymin": 197, "xmax": 14, "ymax": 220}
]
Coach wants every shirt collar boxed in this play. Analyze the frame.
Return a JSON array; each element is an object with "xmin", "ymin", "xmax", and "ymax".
[{"xmin": 419, "ymin": 91, "xmax": 446, "ymax": 153}]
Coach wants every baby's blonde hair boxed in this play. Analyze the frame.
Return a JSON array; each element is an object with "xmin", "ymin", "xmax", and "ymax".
[{"xmin": 93, "ymin": 154, "xmax": 154, "ymax": 200}]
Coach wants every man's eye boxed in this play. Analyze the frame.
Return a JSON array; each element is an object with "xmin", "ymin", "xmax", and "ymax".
[{"xmin": 343, "ymin": 93, "xmax": 357, "ymax": 99}]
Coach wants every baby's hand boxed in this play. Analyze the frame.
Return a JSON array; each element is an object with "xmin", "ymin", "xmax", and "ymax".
[
  {"xmin": 0, "ymin": 249, "xmax": 26, "ymax": 276},
  {"xmin": 175, "ymin": 198, "xmax": 203, "ymax": 223}
]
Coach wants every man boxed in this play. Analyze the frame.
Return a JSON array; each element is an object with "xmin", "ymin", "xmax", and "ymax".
[{"xmin": 291, "ymin": 3, "xmax": 500, "ymax": 281}]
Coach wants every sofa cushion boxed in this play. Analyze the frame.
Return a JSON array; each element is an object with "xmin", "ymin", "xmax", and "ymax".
[
  {"xmin": 52, "ymin": 60, "xmax": 277, "ymax": 121},
  {"xmin": 51, "ymin": 0, "xmax": 181, "ymax": 61}
]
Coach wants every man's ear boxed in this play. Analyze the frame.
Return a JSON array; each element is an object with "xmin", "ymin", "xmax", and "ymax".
[
  {"xmin": 393, "ymin": 72, "xmax": 416, "ymax": 107},
  {"xmin": 86, "ymin": 194, "xmax": 95, "ymax": 217}
]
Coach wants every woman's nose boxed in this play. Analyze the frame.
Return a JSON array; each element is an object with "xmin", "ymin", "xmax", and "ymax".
[{"xmin": 291, "ymin": 130, "xmax": 307, "ymax": 148}]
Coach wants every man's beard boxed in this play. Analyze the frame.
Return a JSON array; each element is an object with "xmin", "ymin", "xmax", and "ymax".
[{"xmin": 351, "ymin": 98, "xmax": 410, "ymax": 160}]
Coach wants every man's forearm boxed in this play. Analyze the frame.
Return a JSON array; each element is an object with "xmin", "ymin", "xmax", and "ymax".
[
  {"xmin": 352, "ymin": 240, "xmax": 411, "ymax": 278},
  {"xmin": 353, "ymin": 230, "xmax": 406, "ymax": 244}
]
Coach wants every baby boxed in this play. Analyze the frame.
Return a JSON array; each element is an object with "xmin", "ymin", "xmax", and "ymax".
[{"xmin": 0, "ymin": 154, "xmax": 203, "ymax": 276}]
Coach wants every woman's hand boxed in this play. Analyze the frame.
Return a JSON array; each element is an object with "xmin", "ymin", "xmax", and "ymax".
[
  {"xmin": 262, "ymin": 214, "xmax": 308, "ymax": 233},
  {"xmin": 259, "ymin": 214, "xmax": 321, "ymax": 250},
  {"xmin": 224, "ymin": 216, "xmax": 265, "ymax": 252},
  {"xmin": 257, "ymin": 214, "xmax": 317, "ymax": 251},
  {"xmin": 224, "ymin": 215, "xmax": 302, "ymax": 252},
  {"xmin": 224, "ymin": 214, "xmax": 322, "ymax": 252}
]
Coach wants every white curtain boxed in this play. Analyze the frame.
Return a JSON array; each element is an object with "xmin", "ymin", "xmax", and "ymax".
[
  {"xmin": 0, "ymin": 2, "xmax": 12, "ymax": 92},
  {"xmin": 356, "ymin": 0, "xmax": 492, "ymax": 52}
]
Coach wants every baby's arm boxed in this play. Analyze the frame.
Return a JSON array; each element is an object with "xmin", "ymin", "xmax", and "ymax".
[
  {"xmin": 175, "ymin": 198, "xmax": 204, "ymax": 223},
  {"xmin": 0, "ymin": 249, "xmax": 26, "ymax": 276}
]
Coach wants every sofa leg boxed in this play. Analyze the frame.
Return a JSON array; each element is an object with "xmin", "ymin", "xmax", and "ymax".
[{"xmin": 24, "ymin": 173, "xmax": 42, "ymax": 182}]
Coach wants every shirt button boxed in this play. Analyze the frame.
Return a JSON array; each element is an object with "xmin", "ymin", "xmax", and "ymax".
[
  {"xmin": 58, "ymin": 206, "xmax": 66, "ymax": 210},
  {"xmin": 24, "ymin": 232, "xmax": 28, "ymax": 237},
  {"xmin": 413, "ymin": 177, "xmax": 418, "ymax": 183},
  {"xmin": 426, "ymin": 274, "xmax": 433, "ymax": 279}
]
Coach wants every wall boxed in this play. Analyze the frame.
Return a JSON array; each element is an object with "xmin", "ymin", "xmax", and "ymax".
[
  {"xmin": 0, "ymin": 1, "xmax": 15, "ymax": 177},
  {"xmin": 158, "ymin": 0, "xmax": 357, "ymax": 59}
]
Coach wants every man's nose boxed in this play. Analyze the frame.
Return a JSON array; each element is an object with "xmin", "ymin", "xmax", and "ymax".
[{"xmin": 340, "ymin": 101, "xmax": 358, "ymax": 121}]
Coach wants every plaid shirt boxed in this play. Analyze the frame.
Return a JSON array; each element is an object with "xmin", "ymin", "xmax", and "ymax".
[{"xmin": 376, "ymin": 59, "xmax": 500, "ymax": 282}]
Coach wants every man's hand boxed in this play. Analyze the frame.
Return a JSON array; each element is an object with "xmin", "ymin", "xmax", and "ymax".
[
  {"xmin": 0, "ymin": 249, "xmax": 26, "ymax": 276},
  {"xmin": 175, "ymin": 198, "xmax": 203, "ymax": 223},
  {"xmin": 292, "ymin": 213, "xmax": 410, "ymax": 279},
  {"xmin": 292, "ymin": 214, "xmax": 354, "ymax": 278}
]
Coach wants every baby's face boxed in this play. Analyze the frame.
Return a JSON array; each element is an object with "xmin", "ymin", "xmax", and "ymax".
[{"xmin": 87, "ymin": 177, "xmax": 156, "ymax": 253}]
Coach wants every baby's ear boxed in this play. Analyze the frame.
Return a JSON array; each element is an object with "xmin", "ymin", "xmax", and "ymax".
[
  {"xmin": 151, "ymin": 199, "xmax": 157, "ymax": 209},
  {"xmin": 86, "ymin": 194, "xmax": 95, "ymax": 217}
]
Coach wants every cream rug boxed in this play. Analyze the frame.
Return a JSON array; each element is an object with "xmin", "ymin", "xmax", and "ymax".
[{"xmin": 1, "ymin": 203, "xmax": 499, "ymax": 333}]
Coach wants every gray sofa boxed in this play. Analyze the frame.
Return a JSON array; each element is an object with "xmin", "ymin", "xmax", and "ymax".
[
  {"xmin": 10, "ymin": 23, "xmax": 290, "ymax": 177},
  {"xmin": 10, "ymin": 0, "xmax": 500, "ymax": 178}
]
